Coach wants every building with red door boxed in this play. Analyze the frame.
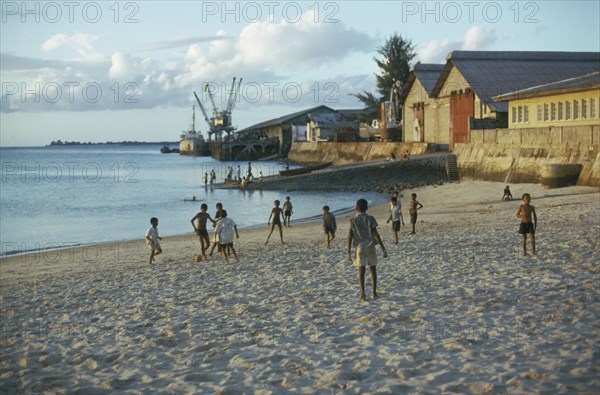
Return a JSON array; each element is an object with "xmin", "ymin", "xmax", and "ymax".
[
  {"xmin": 402, "ymin": 51, "xmax": 600, "ymax": 150},
  {"xmin": 400, "ymin": 63, "xmax": 445, "ymax": 147}
]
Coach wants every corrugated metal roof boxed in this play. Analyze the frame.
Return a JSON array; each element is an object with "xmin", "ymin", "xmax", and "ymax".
[
  {"xmin": 414, "ymin": 63, "xmax": 445, "ymax": 94},
  {"xmin": 336, "ymin": 108, "xmax": 367, "ymax": 120},
  {"xmin": 400, "ymin": 63, "xmax": 444, "ymax": 104},
  {"xmin": 308, "ymin": 112, "xmax": 357, "ymax": 129},
  {"xmin": 431, "ymin": 51, "xmax": 600, "ymax": 112},
  {"xmin": 494, "ymin": 71, "xmax": 600, "ymax": 101},
  {"xmin": 237, "ymin": 105, "xmax": 335, "ymax": 133},
  {"xmin": 237, "ymin": 106, "xmax": 365, "ymax": 134}
]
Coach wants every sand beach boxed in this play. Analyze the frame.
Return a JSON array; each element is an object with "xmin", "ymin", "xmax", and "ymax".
[{"xmin": 1, "ymin": 181, "xmax": 599, "ymax": 394}]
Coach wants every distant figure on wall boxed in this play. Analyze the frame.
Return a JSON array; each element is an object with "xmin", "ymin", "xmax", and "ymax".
[
  {"xmin": 503, "ymin": 185, "xmax": 513, "ymax": 201},
  {"xmin": 413, "ymin": 119, "xmax": 421, "ymax": 142}
]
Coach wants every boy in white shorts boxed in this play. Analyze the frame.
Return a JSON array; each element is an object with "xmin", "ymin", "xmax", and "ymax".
[
  {"xmin": 347, "ymin": 199, "xmax": 387, "ymax": 302},
  {"xmin": 215, "ymin": 210, "xmax": 239, "ymax": 264}
]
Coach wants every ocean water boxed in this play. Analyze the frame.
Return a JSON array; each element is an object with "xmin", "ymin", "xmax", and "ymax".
[{"xmin": 0, "ymin": 144, "xmax": 384, "ymax": 255}]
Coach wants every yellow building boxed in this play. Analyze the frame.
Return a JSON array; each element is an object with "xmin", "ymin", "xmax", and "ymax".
[
  {"xmin": 426, "ymin": 51, "xmax": 600, "ymax": 149},
  {"xmin": 429, "ymin": 63, "xmax": 497, "ymax": 149},
  {"xmin": 494, "ymin": 72, "xmax": 600, "ymax": 129},
  {"xmin": 401, "ymin": 63, "xmax": 445, "ymax": 146}
]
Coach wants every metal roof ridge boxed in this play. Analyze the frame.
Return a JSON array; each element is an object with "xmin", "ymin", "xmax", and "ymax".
[
  {"xmin": 494, "ymin": 71, "xmax": 600, "ymax": 101},
  {"xmin": 447, "ymin": 50, "xmax": 600, "ymax": 61}
]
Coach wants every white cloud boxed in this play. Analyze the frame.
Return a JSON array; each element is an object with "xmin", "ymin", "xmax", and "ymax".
[
  {"xmin": 109, "ymin": 52, "xmax": 136, "ymax": 80},
  {"xmin": 207, "ymin": 30, "xmax": 235, "ymax": 60},
  {"xmin": 42, "ymin": 33, "xmax": 100, "ymax": 59},
  {"xmin": 415, "ymin": 39, "xmax": 453, "ymax": 63},
  {"xmin": 4, "ymin": 16, "xmax": 377, "ymax": 113},
  {"xmin": 460, "ymin": 26, "xmax": 497, "ymax": 51},
  {"xmin": 136, "ymin": 34, "xmax": 233, "ymax": 52},
  {"xmin": 415, "ymin": 26, "xmax": 498, "ymax": 64},
  {"xmin": 237, "ymin": 10, "xmax": 375, "ymax": 71}
]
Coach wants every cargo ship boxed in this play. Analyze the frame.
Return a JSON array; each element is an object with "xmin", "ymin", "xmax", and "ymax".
[{"xmin": 179, "ymin": 106, "xmax": 210, "ymax": 156}]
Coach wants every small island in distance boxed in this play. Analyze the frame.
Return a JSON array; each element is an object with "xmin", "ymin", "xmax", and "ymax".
[{"xmin": 47, "ymin": 140, "xmax": 179, "ymax": 146}]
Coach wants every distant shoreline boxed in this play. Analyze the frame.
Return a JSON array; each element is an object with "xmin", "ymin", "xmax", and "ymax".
[{"xmin": 46, "ymin": 141, "xmax": 179, "ymax": 147}]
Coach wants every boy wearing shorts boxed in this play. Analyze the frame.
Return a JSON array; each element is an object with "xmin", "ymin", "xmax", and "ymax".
[
  {"xmin": 517, "ymin": 193, "xmax": 537, "ymax": 256},
  {"xmin": 387, "ymin": 197, "xmax": 405, "ymax": 244},
  {"xmin": 408, "ymin": 193, "xmax": 423, "ymax": 235},
  {"xmin": 191, "ymin": 203, "xmax": 216, "ymax": 260},
  {"xmin": 215, "ymin": 210, "xmax": 239, "ymax": 264},
  {"xmin": 347, "ymin": 199, "xmax": 387, "ymax": 302},
  {"xmin": 145, "ymin": 217, "xmax": 162, "ymax": 264},
  {"xmin": 322, "ymin": 205, "xmax": 337, "ymax": 249}
]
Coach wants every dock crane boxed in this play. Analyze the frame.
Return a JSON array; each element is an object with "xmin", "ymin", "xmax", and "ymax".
[
  {"xmin": 193, "ymin": 77, "xmax": 243, "ymax": 141},
  {"xmin": 204, "ymin": 83, "xmax": 220, "ymax": 124},
  {"xmin": 193, "ymin": 91, "xmax": 214, "ymax": 137},
  {"xmin": 226, "ymin": 77, "xmax": 242, "ymax": 114},
  {"xmin": 380, "ymin": 79, "xmax": 403, "ymax": 141}
]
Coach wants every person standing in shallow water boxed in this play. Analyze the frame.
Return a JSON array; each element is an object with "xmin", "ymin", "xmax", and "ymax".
[{"xmin": 347, "ymin": 199, "xmax": 387, "ymax": 302}]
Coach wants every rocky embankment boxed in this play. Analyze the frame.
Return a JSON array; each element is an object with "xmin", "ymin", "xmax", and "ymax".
[{"xmin": 220, "ymin": 154, "xmax": 452, "ymax": 193}]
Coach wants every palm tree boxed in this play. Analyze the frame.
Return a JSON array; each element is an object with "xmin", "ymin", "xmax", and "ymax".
[{"xmin": 352, "ymin": 34, "xmax": 416, "ymax": 122}]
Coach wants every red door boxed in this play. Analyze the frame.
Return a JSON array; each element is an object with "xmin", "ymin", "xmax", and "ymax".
[{"xmin": 450, "ymin": 89, "xmax": 474, "ymax": 149}]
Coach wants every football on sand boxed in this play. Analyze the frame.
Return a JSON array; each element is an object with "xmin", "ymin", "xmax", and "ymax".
[{"xmin": 194, "ymin": 255, "xmax": 202, "ymax": 263}]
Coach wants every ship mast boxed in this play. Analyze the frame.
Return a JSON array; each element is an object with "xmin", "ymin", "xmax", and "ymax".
[{"xmin": 192, "ymin": 105, "xmax": 196, "ymax": 133}]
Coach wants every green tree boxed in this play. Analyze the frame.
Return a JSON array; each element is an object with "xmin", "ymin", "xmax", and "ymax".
[
  {"xmin": 351, "ymin": 91, "xmax": 380, "ymax": 123},
  {"xmin": 352, "ymin": 34, "xmax": 416, "ymax": 120}
]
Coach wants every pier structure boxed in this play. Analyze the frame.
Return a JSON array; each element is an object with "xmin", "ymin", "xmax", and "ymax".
[{"xmin": 210, "ymin": 139, "xmax": 280, "ymax": 161}]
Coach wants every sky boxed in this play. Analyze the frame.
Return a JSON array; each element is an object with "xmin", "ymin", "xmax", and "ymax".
[{"xmin": 1, "ymin": 0, "xmax": 599, "ymax": 146}]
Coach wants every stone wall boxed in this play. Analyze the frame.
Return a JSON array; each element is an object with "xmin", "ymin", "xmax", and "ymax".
[
  {"xmin": 246, "ymin": 155, "xmax": 449, "ymax": 192},
  {"xmin": 287, "ymin": 141, "xmax": 434, "ymax": 165},
  {"xmin": 470, "ymin": 125, "xmax": 599, "ymax": 147},
  {"xmin": 455, "ymin": 125, "xmax": 600, "ymax": 186}
]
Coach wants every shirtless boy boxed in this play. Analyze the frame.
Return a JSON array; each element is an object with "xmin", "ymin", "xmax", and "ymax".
[
  {"xmin": 322, "ymin": 205, "xmax": 337, "ymax": 248},
  {"xmin": 516, "ymin": 193, "xmax": 538, "ymax": 256},
  {"xmin": 191, "ymin": 203, "xmax": 216, "ymax": 260},
  {"xmin": 266, "ymin": 200, "xmax": 285, "ymax": 244},
  {"xmin": 283, "ymin": 196, "xmax": 293, "ymax": 227},
  {"xmin": 408, "ymin": 193, "xmax": 423, "ymax": 235}
]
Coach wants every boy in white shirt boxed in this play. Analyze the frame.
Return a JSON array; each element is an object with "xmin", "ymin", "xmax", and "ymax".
[
  {"xmin": 145, "ymin": 217, "xmax": 162, "ymax": 264},
  {"xmin": 214, "ymin": 210, "xmax": 239, "ymax": 264},
  {"xmin": 386, "ymin": 197, "xmax": 405, "ymax": 244}
]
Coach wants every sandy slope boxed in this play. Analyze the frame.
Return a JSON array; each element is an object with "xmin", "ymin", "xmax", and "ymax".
[{"xmin": 1, "ymin": 181, "xmax": 598, "ymax": 394}]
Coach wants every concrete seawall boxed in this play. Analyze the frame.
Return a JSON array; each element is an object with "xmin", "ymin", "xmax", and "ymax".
[
  {"xmin": 454, "ymin": 143, "xmax": 600, "ymax": 187},
  {"xmin": 457, "ymin": 125, "xmax": 600, "ymax": 187},
  {"xmin": 230, "ymin": 127, "xmax": 600, "ymax": 190},
  {"xmin": 288, "ymin": 141, "xmax": 434, "ymax": 165}
]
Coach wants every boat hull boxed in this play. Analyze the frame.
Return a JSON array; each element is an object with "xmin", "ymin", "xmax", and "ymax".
[{"xmin": 179, "ymin": 139, "xmax": 210, "ymax": 156}]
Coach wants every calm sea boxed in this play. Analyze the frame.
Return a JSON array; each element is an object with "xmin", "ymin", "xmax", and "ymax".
[{"xmin": 0, "ymin": 144, "xmax": 384, "ymax": 256}]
